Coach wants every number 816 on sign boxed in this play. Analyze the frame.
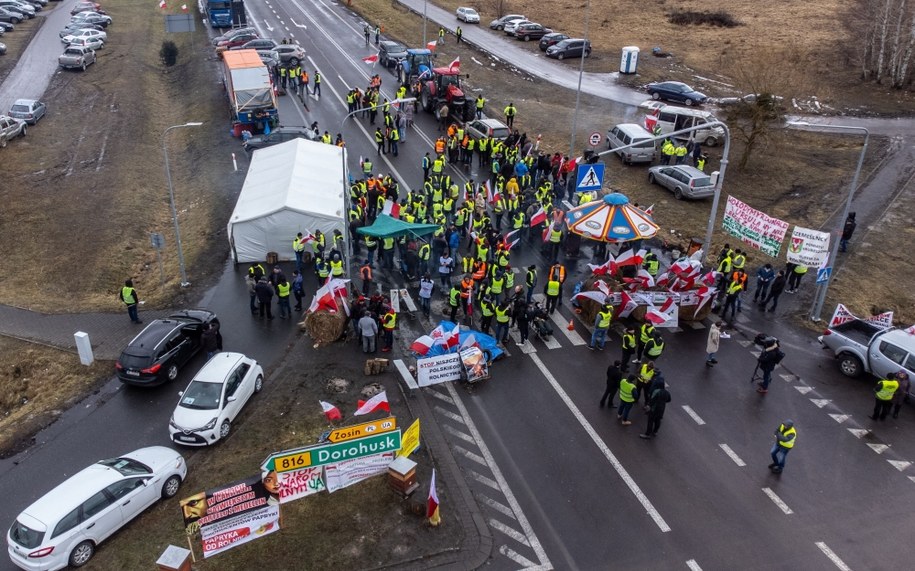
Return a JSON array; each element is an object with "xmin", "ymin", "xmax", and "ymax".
[{"xmin": 276, "ymin": 451, "xmax": 312, "ymax": 472}]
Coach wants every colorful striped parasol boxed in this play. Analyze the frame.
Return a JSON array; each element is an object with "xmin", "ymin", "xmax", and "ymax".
[{"xmin": 565, "ymin": 193, "xmax": 659, "ymax": 243}]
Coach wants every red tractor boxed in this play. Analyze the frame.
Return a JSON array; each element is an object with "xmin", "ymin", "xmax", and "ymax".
[{"xmin": 416, "ymin": 67, "xmax": 476, "ymax": 124}]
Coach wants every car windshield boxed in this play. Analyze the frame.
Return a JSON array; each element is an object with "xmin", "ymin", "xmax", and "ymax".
[
  {"xmin": 98, "ymin": 456, "xmax": 152, "ymax": 476},
  {"xmin": 11, "ymin": 104, "xmax": 28, "ymax": 112},
  {"xmin": 180, "ymin": 381, "xmax": 222, "ymax": 410},
  {"xmin": 9, "ymin": 520, "xmax": 42, "ymax": 549}
]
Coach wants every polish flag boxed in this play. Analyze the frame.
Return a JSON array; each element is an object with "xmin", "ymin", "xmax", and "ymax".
[
  {"xmin": 460, "ymin": 334, "xmax": 480, "ymax": 350},
  {"xmin": 643, "ymin": 204, "xmax": 655, "ymax": 216},
  {"xmin": 636, "ymin": 268, "xmax": 656, "ymax": 288},
  {"xmin": 426, "ymin": 40, "xmax": 437, "ymax": 50},
  {"xmin": 319, "ymin": 401, "xmax": 342, "ymax": 422},
  {"xmin": 542, "ymin": 225, "xmax": 551, "ymax": 243},
  {"xmin": 588, "ymin": 256, "xmax": 616, "ymax": 276},
  {"xmin": 644, "ymin": 115, "xmax": 657, "ymax": 134},
  {"xmin": 701, "ymin": 271, "xmax": 718, "ymax": 287},
  {"xmin": 382, "ymin": 199, "xmax": 401, "ymax": 219},
  {"xmin": 308, "ymin": 283, "xmax": 338, "ymax": 313},
  {"xmin": 298, "ymin": 231, "xmax": 315, "ymax": 244},
  {"xmin": 655, "ymin": 272, "xmax": 670, "ymax": 288},
  {"xmin": 429, "ymin": 324, "xmax": 446, "ymax": 343},
  {"xmin": 646, "ymin": 297, "xmax": 676, "ymax": 324},
  {"xmin": 485, "ymin": 180, "xmax": 500, "ymax": 204},
  {"xmin": 529, "ymin": 205, "xmax": 547, "ymax": 227},
  {"xmin": 158, "ymin": 0, "xmax": 166, "ymax": 8},
  {"xmin": 693, "ymin": 286, "xmax": 715, "ymax": 318},
  {"xmin": 502, "ymin": 229, "xmax": 521, "ymax": 250},
  {"xmin": 448, "ymin": 56, "xmax": 460, "ymax": 72},
  {"xmin": 362, "ymin": 54, "xmax": 379, "ymax": 64},
  {"xmin": 354, "ymin": 391, "xmax": 390, "ymax": 416},
  {"xmin": 615, "ymin": 248, "xmax": 645, "ymax": 268},
  {"xmin": 444, "ymin": 323, "xmax": 461, "ymax": 349},
  {"xmin": 574, "ymin": 290, "xmax": 608, "ymax": 305},
  {"xmin": 905, "ymin": 324, "xmax": 915, "ymax": 335},
  {"xmin": 410, "ymin": 335, "xmax": 436, "ymax": 355},
  {"xmin": 427, "ymin": 469, "xmax": 441, "ymax": 526},
  {"xmin": 617, "ymin": 290, "xmax": 638, "ymax": 318}
]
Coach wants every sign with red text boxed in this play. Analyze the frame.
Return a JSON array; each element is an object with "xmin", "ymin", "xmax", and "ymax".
[{"xmin": 721, "ymin": 196, "xmax": 789, "ymax": 257}]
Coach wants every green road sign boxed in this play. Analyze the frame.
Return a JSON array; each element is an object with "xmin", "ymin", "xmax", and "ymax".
[{"xmin": 263, "ymin": 430, "xmax": 402, "ymax": 472}]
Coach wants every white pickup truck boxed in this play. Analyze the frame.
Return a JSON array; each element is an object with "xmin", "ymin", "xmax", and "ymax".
[{"xmin": 819, "ymin": 319, "xmax": 915, "ymax": 396}]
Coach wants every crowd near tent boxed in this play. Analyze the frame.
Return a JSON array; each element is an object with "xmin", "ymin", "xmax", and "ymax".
[
  {"xmin": 228, "ymin": 139, "xmax": 347, "ymax": 263},
  {"xmin": 356, "ymin": 214, "xmax": 439, "ymax": 239}
]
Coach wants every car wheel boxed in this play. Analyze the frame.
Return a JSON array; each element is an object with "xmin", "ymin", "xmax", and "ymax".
[
  {"xmin": 162, "ymin": 475, "xmax": 182, "ymax": 499},
  {"xmin": 648, "ymin": 173, "xmax": 656, "ymax": 185},
  {"xmin": 523, "ymin": 35, "xmax": 530, "ymax": 42},
  {"xmin": 674, "ymin": 188, "xmax": 684, "ymax": 200},
  {"xmin": 651, "ymin": 92, "xmax": 661, "ymax": 100},
  {"xmin": 705, "ymin": 136, "xmax": 719, "ymax": 147},
  {"xmin": 167, "ymin": 364, "xmax": 179, "ymax": 381},
  {"xmin": 558, "ymin": 52, "xmax": 565, "ymax": 60},
  {"xmin": 838, "ymin": 354, "xmax": 863, "ymax": 377},
  {"xmin": 584, "ymin": 49, "xmax": 591, "ymax": 57},
  {"xmin": 289, "ymin": 57, "xmax": 299, "ymax": 66},
  {"xmin": 220, "ymin": 419, "xmax": 231, "ymax": 439},
  {"xmin": 254, "ymin": 375, "xmax": 264, "ymax": 393},
  {"xmin": 19, "ymin": 125, "xmax": 26, "ymax": 137},
  {"xmin": 0, "ymin": 138, "xmax": 6, "ymax": 148},
  {"xmin": 11, "ymin": 17, "xmax": 19, "ymax": 24},
  {"xmin": 685, "ymin": 98, "xmax": 694, "ymax": 107},
  {"xmin": 69, "ymin": 541, "xmax": 95, "ymax": 568},
  {"xmin": 81, "ymin": 61, "xmax": 87, "ymax": 71}
]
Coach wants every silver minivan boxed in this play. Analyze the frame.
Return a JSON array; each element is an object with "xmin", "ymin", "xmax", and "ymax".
[
  {"xmin": 606, "ymin": 123, "xmax": 656, "ymax": 164},
  {"xmin": 653, "ymin": 104, "xmax": 725, "ymax": 147},
  {"xmin": 647, "ymin": 164, "xmax": 715, "ymax": 200}
]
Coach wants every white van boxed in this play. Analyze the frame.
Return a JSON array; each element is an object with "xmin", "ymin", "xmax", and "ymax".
[
  {"xmin": 605, "ymin": 123, "xmax": 656, "ymax": 164},
  {"xmin": 654, "ymin": 104, "xmax": 725, "ymax": 146}
]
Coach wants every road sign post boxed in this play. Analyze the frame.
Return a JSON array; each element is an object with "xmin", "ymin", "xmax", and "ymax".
[
  {"xmin": 150, "ymin": 232, "xmax": 166, "ymax": 287},
  {"xmin": 575, "ymin": 162, "xmax": 604, "ymax": 193},
  {"xmin": 263, "ymin": 430, "xmax": 403, "ymax": 472},
  {"xmin": 588, "ymin": 131, "xmax": 602, "ymax": 147},
  {"xmin": 816, "ymin": 267, "xmax": 832, "ymax": 284},
  {"xmin": 326, "ymin": 417, "xmax": 396, "ymax": 443}
]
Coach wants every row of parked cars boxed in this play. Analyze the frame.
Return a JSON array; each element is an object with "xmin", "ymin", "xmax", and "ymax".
[
  {"xmin": 58, "ymin": 2, "xmax": 111, "ymax": 71},
  {"xmin": 0, "ymin": 0, "xmax": 57, "ymax": 57},
  {"xmin": 212, "ymin": 27, "xmax": 306, "ymax": 68},
  {"xmin": 488, "ymin": 13, "xmax": 591, "ymax": 59}
]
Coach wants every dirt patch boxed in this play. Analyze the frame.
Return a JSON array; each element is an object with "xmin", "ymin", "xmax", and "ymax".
[
  {"xmin": 0, "ymin": 337, "xmax": 111, "ymax": 458},
  {"xmin": 87, "ymin": 340, "xmax": 462, "ymax": 569}
]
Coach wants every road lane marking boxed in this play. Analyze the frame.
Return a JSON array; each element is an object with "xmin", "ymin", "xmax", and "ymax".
[
  {"xmin": 509, "ymin": 330, "xmax": 538, "ymax": 353},
  {"xmin": 828, "ymin": 414, "xmax": 850, "ymax": 423},
  {"xmin": 810, "ymin": 398, "xmax": 831, "ymax": 408},
  {"xmin": 468, "ymin": 469, "xmax": 500, "ymax": 490},
  {"xmin": 867, "ymin": 443, "xmax": 890, "ymax": 454},
  {"xmin": 719, "ymin": 443, "xmax": 746, "ymax": 467},
  {"xmin": 499, "ymin": 545, "xmax": 538, "ymax": 567},
  {"xmin": 489, "ymin": 518, "xmax": 531, "ymax": 546},
  {"xmin": 887, "ymin": 460, "xmax": 911, "ymax": 471},
  {"xmin": 815, "ymin": 542, "xmax": 853, "ymax": 571},
  {"xmin": 682, "ymin": 405, "xmax": 706, "ymax": 426},
  {"xmin": 453, "ymin": 444, "xmax": 488, "ymax": 466},
  {"xmin": 795, "ymin": 385, "xmax": 814, "ymax": 395},
  {"xmin": 529, "ymin": 353, "xmax": 671, "ymax": 532},
  {"xmin": 779, "ymin": 373, "xmax": 795, "ymax": 382},
  {"xmin": 427, "ymin": 389, "xmax": 455, "ymax": 405},
  {"xmin": 433, "ymin": 405, "xmax": 465, "ymax": 424},
  {"xmin": 442, "ymin": 423, "xmax": 475, "ymax": 444},
  {"xmin": 444, "ymin": 383, "xmax": 553, "ymax": 567},
  {"xmin": 479, "ymin": 493, "xmax": 517, "ymax": 519},
  {"xmin": 548, "ymin": 311, "xmax": 586, "ymax": 345},
  {"xmin": 686, "ymin": 560, "xmax": 703, "ymax": 571},
  {"xmin": 847, "ymin": 428, "xmax": 869, "ymax": 438},
  {"xmin": 762, "ymin": 487, "xmax": 794, "ymax": 515}
]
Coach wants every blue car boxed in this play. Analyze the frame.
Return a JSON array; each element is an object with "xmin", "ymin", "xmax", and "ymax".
[{"xmin": 646, "ymin": 81, "xmax": 708, "ymax": 106}]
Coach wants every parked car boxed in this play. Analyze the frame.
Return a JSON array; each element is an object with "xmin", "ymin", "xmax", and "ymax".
[
  {"xmin": 20, "ymin": 0, "xmax": 41, "ymax": 11},
  {"xmin": 115, "ymin": 310, "xmax": 220, "ymax": 386},
  {"xmin": 216, "ymin": 32, "xmax": 258, "ymax": 50},
  {"xmin": 0, "ymin": 19, "xmax": 13, "ymax": 31},
  {"xmin": 513, "ymin": 23, "xmax": 551, "ymax": 41},
  {"xmin": 257, "ymin": 49, "xmax": 279, "ymax": 68},
  {"xmin": 58, "ymin": 45, "xmax": 96, "ymax": 70},
  {"xmin": 62, "ymin": 27, "xmax": 106, "ymax": 44},
  {"xmin": 606, "ymin": 123, "xmax": 656, "ymax": 164},
  {"xmin": 0, "ymin": 8, "xmax": 21, "ymax": 24},
  {"xmin": 70, "ymin": 1, "xmax": 101, "ymax": 16},
  {"xmin": 7, "ymin": 447, "xmax": 186, "ymax": 571},
  {"xmin": 273, "ymin": 43, "xmax": 305, "ymax": 65},
  {"xmin": 0, "ymin": 114, "xmax": 26, "ymax": 147},
  {"xmin": 647, "ymin": 164, "xmax": 714, "ymax": 200},
  {"xmin": 232, "ymin": 38, "xmax": 277, "ymax": 51},
  {"xmin": 212, "ymin": 26, "xmax": 256, "ymax": 46},
  {"xmin": 649, "ymin": 103, "xmax": 724, "ymax": 146},
  {"xmin": 503, "ymin": 19, "xmax": 530, "ymax": 35},
  {"xmin": 646, "ymin": 81, "xmax": 708, "ymax": 106},
  {"xmin": 70, "ymin": 11, "xmax": 111, "ymax": 27},
  {"xmin": 0, "ymin": 41, "xmax": 5, "ymax": 55},
  {"xmin": 456, "ymin": 6, "xmax": 479, "ymax": 23},
  {"xmin": 169, "ymin": 352, "xmax": 264, "ymax": 446},
  {"xmin": 819, "ymin": 320, "xmax": 915, "ymax": 392},
  {"xmin": 545, "ymin": 38, "xmax": 590, "ymax": 60},
  {"xmin": 466, "ymin": 118, "xmax": 510, "ymax": 141},
  {"xmin": 489, "ymin": 14, "xmax": 525, "ymax": 30},
  {"xmin": 67, "ymin": 35, "xmax": 104, "ymax": 50},
  {"xmin": 243, "ymin": 126, "xmax": 319, "ymax": 151},
  {"xmin": 0, "ymin": 1, "xmax": 34, "ymax": 18},
  {"xmin": 59, "ymin": 22, "xmax": 104, "ymax": 38},
  {"xmin": 539, "ymin": 32, "xmax": 568, "ymax": 51},
  {"xmin": 378, "ymin": 40, "xmax": 407, "ymax": 68},
  {"xmin": 8, "ymin": 99, "xmax": 46, "ymax": 125}
]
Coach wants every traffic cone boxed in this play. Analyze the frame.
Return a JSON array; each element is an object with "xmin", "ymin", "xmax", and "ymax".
[{"xmin": 567, "ymin": 319, "xmax": 575, "ymax": 331}]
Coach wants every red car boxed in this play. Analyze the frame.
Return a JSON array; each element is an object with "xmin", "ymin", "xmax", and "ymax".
[
  {"xmin": 70, "ymin": 1, "xmax": 102, "ymax": 16},
  {"xmin": 216, "ymin": 32, "xmax": 259, "ymax": 49}
]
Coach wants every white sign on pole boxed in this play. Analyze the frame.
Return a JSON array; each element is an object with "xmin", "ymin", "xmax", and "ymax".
[
  {"xmin": 325, "ymin": 451, "xmax": 395, "ymax": 493},
  {"xmin": 416, "ymin": 353, "xmax": 462, "ymax": 386},
  {"xmin": 786, "ymin": 226, "xmax": 830, "ymax": 266}
]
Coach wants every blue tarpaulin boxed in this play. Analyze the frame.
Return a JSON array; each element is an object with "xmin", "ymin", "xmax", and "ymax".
[{"xmin": 423, "ymin": 321, "xmax": 505, "ymax": 360}]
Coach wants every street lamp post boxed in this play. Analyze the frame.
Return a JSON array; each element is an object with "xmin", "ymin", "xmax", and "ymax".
[
  {"xmin": 568, "ymin": 0, "xmax": 590, "ymax": 159},
  {"xmin": 788, "ymin": 122, "xmax": 869, "ymax": 322},
  {"xmin": 422, "ymin": 0, "xmax": 427, "ymax": 46},
  {"xmin": 339, "ymin": 98, "xmax": 416, "ymax": 276},
  {"xmin": 163, "ymin": 122, "xmax": 203, "ymax": 287}
]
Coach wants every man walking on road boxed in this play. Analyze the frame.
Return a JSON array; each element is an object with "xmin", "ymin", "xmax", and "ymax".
[
  {"xmin": 504, "ymin": 102, "xmax": 517, "ymax": 128},
  {"xmin": 706, "ymin": 320, "xmax": 722, "ymax": 367},
  {"xmin": 119, "ymin": 279, "xmax": 142, "ymax": 324},
  {"xmin": 620, "ymin": 327, "xmax": 636, "ymax": 373},
  {"xmin": 617, "ymin": 374, "xmax": 638, "ymax": 425},
  {"xmin": 589, "ymin": 304, "xmax": 613, "ymax": 350},
  {"xmin": 840, "ymin": 212, "xmax": 857, "ymax": 252},
  {"xmin": 640, "ymin": 381, "xmax": 671, "ymax": 439},
  {"xmin": 871, "ymin": 373, "xmax": 901, "ymax": 420},
  {"xmin": 600, "ymin": 361, "xmax": 622, "ymax": 408},
  {"xmin": 456, "ymin": 26, "xmax": 463, "ymax": 43},
  {"xmin": 755, "ymin": 338, "xmax": 783, "ymax": 393},
  {"xmin": 759, "ymin": 270, "xmax": 786, "ymax": 312},
  {"xmin": 892, "ymin": 371, "xmax": 910, "ymax": 419},
  {"xmin": 769, "ymin": 420, "xmax": 797, "ymax": 474}
]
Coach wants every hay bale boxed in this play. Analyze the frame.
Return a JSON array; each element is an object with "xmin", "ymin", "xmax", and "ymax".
[
  {"xmin": 678, "ymin": 302, "xmax": 713, "ymax": 322},
  {"xmin": 304, "ymin": 310, "xmax": 348, "ymax": 345},
  {"xmin": 364, "ymin": 358, "xmax": 390, "ymax": 376}
]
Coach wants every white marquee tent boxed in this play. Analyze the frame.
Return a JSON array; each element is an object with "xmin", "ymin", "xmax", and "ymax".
[{"xmin": 228, "ymin": 138, "xmax": 347, "ymax": 263}]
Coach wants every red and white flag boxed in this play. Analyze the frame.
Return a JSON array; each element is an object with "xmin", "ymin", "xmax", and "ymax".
[
  {"xmin": 502, "ymin": 229, "xmax": 521, "ymax": 250},
  {"xmin": 180, "ymin": 3, "xmax": 187, "ymax": 11},
  {"xmin": 158, "ymin": 0, "xmax": 166, "ymax": 7},
  {"xmin": 644, "ymin": 115, "xmax": 657, "ymax": 134},
  {"xmin": 615, "ymin": 248, "xmax": 645, "ymax": 268},
  {"xmin": 361, "ymin": 54, "xmax": 379, "ymax": 64},
  {"xmin": 636, "ymin": 268, "xmax": 656, "ymax": 288},
  {"xmin": 382, "ymin": 198, "xmax": 401, "ymax": 219},
  {"xmin": 427, "ymin": 469, "xmax": 441, "ymax": 525},
  {"xmin": 643, "ymin": 204, "xmax": 655, "ymax": 215},
  {"xmin": 588, "ymin": 256, "xmax": 616, "ymax": 276},
  {"xmin": 542, "ymin": 225, "xmax": 552, "ymax": 243},
  {"xmin": 426, "ymin": 40, "xmax": 437, "ymax": 50},
  {"xmin": 573, "ymin": 290, "xmax": 608, "ymax": 305},
  {"xmin": 354, "ymin": 391, "xmax": 390, "ymax": 416},
  {"xmin": 298, "ymin": 231, "xmax": 315, "ymax": 244},
  {"xmin": 309, "ymin": 282, "xmax": 338, "ymax": 313},
  {"xmin": 444, "ymin": 323, "xmax": 461, "ymax": 350},
  {"xmin": 447, "ymin": 56, "xmax": 460, "ymax": 72},
  {"xmin": 617, "ymin": 290, "xmax": 639, "ymax": 318},
  {"xmin": 905, "ymin": 324, "xmax": 915, "ymax": 335},
  {"xmin": 460, "ymin": 334, "xmax": 479, "ymax": 350},
  {"xmin": 430, "ymin": 324, "xmax": 446, "ymax": 343},
  {"xmin": 645, "ymin": 297, "xmax": 676, "ymax": 325},
  {"xmin": 529, "ymin": 205, "xmax": 547, "ymax": 227},
  {"xmin": 410, "ymin": 335, "xmax": 436, "ymax": 356},
  {"xmin": 694, "ymin": 286, "xmax": 715, "ymax": 318},
  {"xmin": 319, "ymin": 401, "xmax": 342, "ymax": 422},
  {"xmin": 702, "ymin": 271, "xmax": 718, "ymax": 287}
]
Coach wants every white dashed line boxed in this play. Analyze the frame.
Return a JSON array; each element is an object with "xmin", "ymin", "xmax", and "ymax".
[
  {"xmin": 468, "ymin": 469, "xmax": 500, "ymax": 490},
  {"xmin": 686, "ymin": 559, "xmax": 703, "ymax": 571},
  {"xmin": 795, "ymin": 385, "xmax": 814, "ymax": 395},
  {"xmin": 530, "ymin": 353, "xmax": 671, "ymax": 532},
  {"xmin": 867, "ymin": 443, "xmax": 890, "ymax": 454},
  {"xmin": 499, "ymin": 544, "xmax": 538, "ymax": 567},
  {"xmin": 815, "ymin": 541, "xmax": 853, "ymax": 571},
  {"xmin": 810, "ymin": 398, "xmax": 831, "ymax": 408},
  {"xmin": 828, "ymin": 414, "xmax": 850, "ymax": 423},
  {"xmin": 489, "ymin": 518, "xmax": 531, "ymax": 546},
  {"xmin": 682, "ymin": 405, "xmax": 706, "ymax": 426},
  {"xmin": 719, "ymin": 443, "xmax": 746, "ymax": 467},
  {"xmin": 453, "ymin": 444, "xmax": 488, "ymax": 466},
  {"xmin": 478, "ymin": 493, "xmax": 517, "ymax": 519},
  {"xmin": 847, "ymin": 428, "xmax": 869, "ymax": 438},
  {"xmin": 441, "ymin": 423, "xmax": 476, "ymax": 444},
  {"xmin": 887, "ymin": 460, "xmax": 911, "ymax": 471},
  {"xmin": 762, "ymin": 487, "xmax": 794, "ymax": 515},
  {"xmin": 433, "ymin": 405, "xmax": 465, "ymax": 424}
]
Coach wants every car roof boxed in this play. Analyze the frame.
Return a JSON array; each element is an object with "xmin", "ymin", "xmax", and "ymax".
[
  {"xmin": 12, "ymin": 99, "xmax": 38, "ymax": 105},
  {"xmin": 192, "ymin": 352, "xmax": 246, "ymax": 383},
  {"xmin": 475, "ymin": 118, "xmax": 508, "ymax": 128},
  {"xmin": 670, "ymin": 165, "xmax": 707, "ymax": 176},
  {"xmin": 881, "ymin": 329, "xmax": 915, "ymax": 351},
  {"xmin": 380, "ymin": 40, "xmax": 404, "ymax": 48},
  {"xmin": 21, "ymin": 463, "xmax": 124, "ymax": 525}
]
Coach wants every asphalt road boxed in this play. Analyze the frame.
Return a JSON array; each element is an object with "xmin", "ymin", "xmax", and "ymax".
[{"xmin": 3, "ymin": 1, "xmax": 915, "ymax": 570}]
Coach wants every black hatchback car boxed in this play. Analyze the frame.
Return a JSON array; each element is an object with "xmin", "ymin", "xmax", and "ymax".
[
  {"xmin": 539, "ymin": 32, "xmax": 569, "ymax": 51},
  {"xmin": 116, "ymin": 310, "xmax": 219, "ymax": 386},
  {"xmin": 378, "ymin": 40, "xmax": 407, "ymax": 68},
  {"xmin": 545, "ymin": 38, "xmax": 591, "ymax": 60}
]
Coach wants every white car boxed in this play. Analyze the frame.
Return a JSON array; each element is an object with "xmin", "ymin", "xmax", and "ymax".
[
  {"xmin": 7, "ymin": 447, "xmax": 186, "ymax": 571},
  {"xmin": 61, "ymin": 28, "xmax": 106, "ymax": 44},
  {"xmin": 456, "ymin": 7, "xmax": 479, "ymax": 23},
  {"xmin": 66, "ymin": 35, "xmax": 103, "ymax": 50},
  {"xmin": 504, "ymin": 19, "xmax": 531, "ymax": 35},
  {"xmin": 169, "ymin": 352, "xmax": 263, "ymax": 446}
]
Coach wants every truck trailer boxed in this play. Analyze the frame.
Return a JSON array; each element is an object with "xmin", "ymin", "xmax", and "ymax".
[{"xmin": 222, "ymin": 49, "xmax": 277, "ymax": 134}]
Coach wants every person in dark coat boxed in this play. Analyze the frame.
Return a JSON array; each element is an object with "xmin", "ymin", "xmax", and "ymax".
[
  {"xmin": 600, "ymin": 361, "xmax": 623, "ymax": 408},
  {"xmin": 255, "ymin": 277, "xmax": 275, "ymax": 319},
  {"xmin": 759, "ymin": 270, "xmax": 787, "ymax": 312},
  {"xmin": 640, "ymin": 377, "xmax": 671, "ymax": 438},
  {"xmin": 840, "ymin": 212, "xmax": 857, "ymax": 252},
  {"xmin": 202, "ymin": 323, "xmax": 219, "ymax": 359}
]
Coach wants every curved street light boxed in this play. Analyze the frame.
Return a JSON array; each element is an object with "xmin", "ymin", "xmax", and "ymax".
[{"xmin": 163, "ymin": 122, "xmax": 203, "ymax": 287}]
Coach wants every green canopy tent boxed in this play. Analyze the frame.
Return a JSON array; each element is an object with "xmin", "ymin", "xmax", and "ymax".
[{"xmin": 356, "ymin": 214, "xmax": 440, "ymax": 240}]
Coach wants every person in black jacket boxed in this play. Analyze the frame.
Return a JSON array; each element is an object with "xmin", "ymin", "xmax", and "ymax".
[
  {"xmin": 758, "ymin": 270, "xmax": 786, "ymax": 313},
  {"xmin": 600, "ymin": 361, "xmax": 623, "ymax": 408},
  {"xmin": 640, "ymin": 378, "xmax": 671, "ymax": 438},
  {"xmin": 254, "ymin": 277, "xmax": 275, "ymax": 319},
  {"xmin": 840, "ymin": 212, "xmax": 857, "ymax": 252}
]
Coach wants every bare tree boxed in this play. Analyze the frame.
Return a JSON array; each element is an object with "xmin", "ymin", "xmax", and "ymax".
[
  {"xmin": 857, "ymin": 0, "xmax": 915, "ymax": 87},
  {"xmin": 482, "ymin": 0, "xmax": 507, "ymax": 19}
]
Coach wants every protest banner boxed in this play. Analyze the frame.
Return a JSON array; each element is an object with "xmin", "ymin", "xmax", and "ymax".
[
  {"xmin": 721, "ymin": 196, "xmax": 790, "ymax": 257},
  {"xmin": 325, "ymin": 451, "xmax": 395, "ymax": 493},
  {"xmin": 398, "ymin": 418, "xmax": 421, "ymax": 458},
  {"xmin": 416, "ymin": 353, "xmax": 462, "ymax": 386},
  {"xmin": 268, "ymin": 466, "xmax": 325, "ymax": 504},
  {"xmin": 787, "ymin": 226, "xmax": 830, "ymax": 266}
]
